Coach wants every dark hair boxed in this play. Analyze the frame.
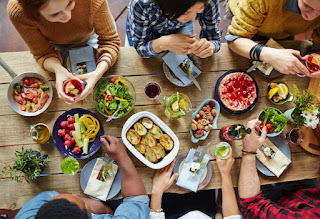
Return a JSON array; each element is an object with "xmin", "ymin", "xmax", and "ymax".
[
  {"xmin": 35, "ymin": 198, "xmax": 90, "ymax": 219},
  {"xmin": 154, "ymin": 0, "xmax": 208, "ymax": 19},
  {"xmin": 18, "ymin": 0, "xmax": 49, "ymax": 20}
]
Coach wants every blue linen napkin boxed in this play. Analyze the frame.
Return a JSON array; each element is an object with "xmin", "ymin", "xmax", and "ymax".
[
  {"xmin": 176, "ymin": 149, "xmax": 210, "ymax": 192},
  {"xmin": 69, "ymin": 46, "xmax": 96, "ymax": 73},
  {"xmin": 162, "ymin": 52, "xmax": 201, "ymax": 85}
]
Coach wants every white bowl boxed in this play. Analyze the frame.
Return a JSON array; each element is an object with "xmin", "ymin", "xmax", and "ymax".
[{"xmin": 121, "ymin": 111, "xmax": 180, "ymax": 169}]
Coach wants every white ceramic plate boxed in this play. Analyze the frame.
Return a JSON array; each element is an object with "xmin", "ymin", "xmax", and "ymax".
[{"xmin": 121, "ymin": 111, "xmax": 179, "ymax": 169}]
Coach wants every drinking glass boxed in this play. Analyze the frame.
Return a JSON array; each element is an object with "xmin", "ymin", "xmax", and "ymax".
[
  {"xmin": 30, "ymin": 123, "xmax": 50, "ymax": 144},
  {"xmin": 61, "ymin": 157, "xmax": 80, "ymax": 175},
  {"xmin": 285, "ymin": 128, "xmax": 304, "ymax": 145},
  {"xmin": 160, "ymin": 93, "xmax": 192, "ymax": 120},
  {"xmin": 144, "ymin": 82, "xmax": 161, "ymax": 100},
  {"xmin": 209, "ymin": 142, "xmax": 232, "ymax": 160}
]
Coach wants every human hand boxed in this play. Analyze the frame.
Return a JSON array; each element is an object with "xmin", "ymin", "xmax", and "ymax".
[
  {"xmin": 242, "ymin": 119, "xmax": 267, "ymax": 152},
  {"xmin": 163, "ymin": 34, "xmax": 196, "ymax": 55},
  {"xmin": 152, "ymin": 160, "xmax": 178, "ymax": 195},
  {"xmin": 55, "ymin": 69, "xmax": 80, "ymax": 103},
  {"xmin": 302, "ymin": 53, "xmax": 320, "ymax": 78},
  {"xmin": 262, "ymin": 48, "xmax": 309, "ymax": 75},
  {"xmin": 100, "ymin": 135, "xmax": 128, "ymax": 162},
  {"xmin": 75, "ymin": 71, "xmax": 101, "ymax": 102},
  {"xmin": 189, "ymin": 38, "xmax": 215, "ymax": 58},
  {"xmin": 216, "ymin": 153, "xmax": 234, "ymax": 176}
]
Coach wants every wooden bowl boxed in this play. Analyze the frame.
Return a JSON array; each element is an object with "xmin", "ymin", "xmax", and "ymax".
[{"xmin": 162, "ymin": 53, "xmax": 202, "ymax": 87}]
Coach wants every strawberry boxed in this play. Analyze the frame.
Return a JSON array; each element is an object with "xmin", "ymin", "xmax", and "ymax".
[{"xmin": 209, "ymin": 101, "xmax": 215, "ymax": 108}]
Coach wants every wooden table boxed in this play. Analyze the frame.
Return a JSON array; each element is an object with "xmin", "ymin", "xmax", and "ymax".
[{"xmin": 1, "ymin": 41, "xmax": 319, "ymax": 210}]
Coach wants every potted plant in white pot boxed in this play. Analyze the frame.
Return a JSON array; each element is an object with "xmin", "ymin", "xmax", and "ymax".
[
  {"xmin": 0, "ymin": 147, "xmax": 49, "ymax": 182},
  {"xmin": 284, "ymin": 85, "xmax": 320, "ymax": 129}
]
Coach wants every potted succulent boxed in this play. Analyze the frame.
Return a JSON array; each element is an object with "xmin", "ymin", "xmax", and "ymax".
[
  {"xmin": 0, "ymin": 147, "xmax": 49, "ymax": 182},
  {"xmin": 284, "ymin": 85, "xmax": 320, "ymax": 129}
]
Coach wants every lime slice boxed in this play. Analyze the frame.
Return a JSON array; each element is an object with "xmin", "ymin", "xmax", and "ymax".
[
  {"xmin": 171, "ymin": 100, "xmax": 180, "ymax": 112},
  {"xmin": 165, "ymin": 108, "xmax": 171, "ymax": 117},
  {"xmin": 178, "ymin": 99, "xmax": 188, "ymax": 111},
  {"xmin": 65, "ymin": 81, "xmax": 75, "ymax": 94},
  {"xmin": 277, "ymin": 83, "xmax": 289, "ymax": 99},
  {"xmin": 268, "ymin": 87, "xmax": 280, "ymax": 100}
]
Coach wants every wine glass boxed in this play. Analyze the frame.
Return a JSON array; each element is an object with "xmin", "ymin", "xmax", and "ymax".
[
  {"xmin": 285, "ymin": 128, "xmax": 304, "ymax": 145},
  {"xmin": 144, "ymin": 82, "xmax": 161, "ymax": 100}
]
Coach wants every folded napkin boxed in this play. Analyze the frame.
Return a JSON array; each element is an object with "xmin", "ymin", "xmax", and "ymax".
[
  {"xmin": 84, "ymin": 158, "xmax": 118, "ymax": 201},
  {"xmin": 162, "ymin": 52, "xmax": 201, "ymax": 85},
  {"xmin": 69, "ymin": 46, "xmax": 96, "ymax": 73},
  {"xmin": 256, "ymin": 138, "xmax": 291, "ymax": 178},
  {"xmin": 176, "ymin": 149, "xmax": 210, "ymax": 192}
]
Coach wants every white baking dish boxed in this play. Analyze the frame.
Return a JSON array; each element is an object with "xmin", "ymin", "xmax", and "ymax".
[{"xmin": 121, "ymin": 111, "xmax": 180, "ymax": 169}]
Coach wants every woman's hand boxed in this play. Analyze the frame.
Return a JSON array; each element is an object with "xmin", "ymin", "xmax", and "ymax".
[
  {"xmin": 152, "ymin": 160, "xmax": 178, "ymax": 195},
  {"xmin": 75, "ymin": 70, "xmax": 101, "ymax": 102},
  {"xmin": 190, "ymin": 38, "xmax": 215, "ymax": 58},
  {"xmin": 154, "ymin": 34, "xmax": 196, "ymax": 54},
  {"xmin": 216, "ymin": 154, "xmax": 234, "ymax": 176},
  {"xmin": 55, "ymin": 69, "xmax": 80, "ymax": 103},
  {"xmin": 261, "ymin": 47, "xmax": 309, "ymax": 75}
]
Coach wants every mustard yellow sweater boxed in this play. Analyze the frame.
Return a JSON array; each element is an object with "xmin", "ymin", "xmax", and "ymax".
[
  {"xmin": 7, "ymin": 0, "xmax": 120, "ymax": 69},
  {"xmin": 228, "ymin": 0, "xmax": 320, "ymax": 44}
]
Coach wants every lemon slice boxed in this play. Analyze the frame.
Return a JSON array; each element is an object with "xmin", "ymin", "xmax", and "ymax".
[
  {"xmin": 65, "ymin": 81, "xmax": 75, "ymax": 94},
  {"xmin": 178, "ymin": 99, "xmax": 188, "ymax": 111},
  {"xmin": 172, "ymin": 100, "xmax": 180, "ymax": 112},
  {"xmin": 268, "ymin": 87, "xmax": 280, "ymax": 100},
  {"xmin": 277, "ymin": 83, "xmax": 289, "ymax": 99}
]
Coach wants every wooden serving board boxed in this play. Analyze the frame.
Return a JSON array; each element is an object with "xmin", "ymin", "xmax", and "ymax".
[
  {"xmin": 299, "ymin": 126, "xmax": 320, "ymax": 155},
  {"xmin": 308, "ymin": 78, "xmax": 320, "ymax": 104}
]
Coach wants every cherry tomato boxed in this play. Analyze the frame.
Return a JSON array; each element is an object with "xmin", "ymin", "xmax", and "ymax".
[
  {"xmin": 110, "ymin": 77, "xmax": 117, "ymax": 83},
  {"xmin": 34, "ymin": 82, "xmax": 39, "ymax": 88},
  {"xmin": 32, "ymin": 98, "xmax": 38, "ymax": 104},
  {"xmin": 20, "ymin": 105, "xmax": 26, "ymax": 111},
  {"xmin": 37, "ymin": 92, "xmax": 42, "ymax": 97},
  {"xmin": 107, "ymin": 95, "xmax": 113, "ymax": 101},
  {"xmin": 103, "ymin": 93, "xmax": 107, "ymax": 97},
  {"xmin": 260, "ymin": 120, "xmax": 264, "ymax": 125},
  {"xmin": 24, "ymin": 78, "xmax": 30, "ymax": 85},
  {"xmin": 259, "ymin": 125, "xmax": 264, "ymax": 130},
  {"xmin": 269, "ymin": 127, "xmax": 274, "ymax": 133},
  {"xmin": 266, "ymin": 123, "xmax": 273, "ymax": 130}
]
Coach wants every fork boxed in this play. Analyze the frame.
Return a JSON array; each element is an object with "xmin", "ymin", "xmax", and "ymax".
[{"xmin": 101, "ymin": 154, "xmax": 114, "ymax": 181}]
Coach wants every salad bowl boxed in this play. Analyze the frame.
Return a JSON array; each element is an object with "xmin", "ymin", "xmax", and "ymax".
[
  {"xmin": 258, "ymin": 107, "xmax": 286, "ymax": 137},
  {"xmin": 93, "ymin": 75, "xmax": 136, "ymax": 120}
]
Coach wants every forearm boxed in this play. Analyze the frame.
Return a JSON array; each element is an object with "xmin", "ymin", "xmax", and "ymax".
[
  {"xmin": 79, "ymin": 196, "xmax": 113, "ymax": 214},
  {"xmin": 221, "ymin": 173, "xmax": 239, "ymax": 217},
  {"xmin": 150, "ymin": 191, "xmax": 163, "ymax": 210},
  {"xmin": 117, "ymin": 155, "xmax": 146, "ymax": 198},
  {"xmin": 95, "ymin": 58, "xmax": 111, "ymax": 77},
  {"xmin": 43, "ymin": 57, "xmax": 68, "ymax": 74},
  {"xmin": 238, "ymin": 154, "xmax": 260, "ymax": 199}
]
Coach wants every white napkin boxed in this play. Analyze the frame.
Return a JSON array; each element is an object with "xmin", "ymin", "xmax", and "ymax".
[
  {"xmin": 256, "ymin": 138, "xmax": 291, "ymax": 177},
  {"xmin": 84, "ymin": 158, "xmax": 118, "ymax": 201}
]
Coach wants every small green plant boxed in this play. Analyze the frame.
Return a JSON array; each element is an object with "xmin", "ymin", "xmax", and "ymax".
[
  {"xmin": 292, "ymin": 85, "xmax": 320, "ymax": 129},
  {"xmin": 0, "ymin": 148, "xmax": 49, "ymax": 182}
]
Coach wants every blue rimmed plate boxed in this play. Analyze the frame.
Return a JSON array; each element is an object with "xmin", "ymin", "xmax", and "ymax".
[
  {"xmin": 214, "ymin": 70, "xmax": 259, "ymax": 115},
  {"xmin": 190, "ymin": 99, "xmax": 220, "ymax": 143}
]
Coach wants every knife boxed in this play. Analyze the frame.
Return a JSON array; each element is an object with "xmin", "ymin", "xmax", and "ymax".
[
  {"xmin": 180, "ymin": 59, "xmax": 202, "ymax": 91},
  {"xmin": 247, "ymin": 61, "xmax": 261, "ymax": 73}
]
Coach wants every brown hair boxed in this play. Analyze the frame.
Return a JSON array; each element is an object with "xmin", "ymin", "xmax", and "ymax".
[{"xmin": 18, "ymin": 0, "xmax": 50, "ymax": 20}]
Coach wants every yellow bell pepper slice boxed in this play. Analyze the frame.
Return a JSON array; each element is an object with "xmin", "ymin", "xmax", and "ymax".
[
  {"xmin": 115, "ymin": 97, "xmax": 127, "ymax": 102},
  {"xmin": 115, "ymin": 76, "xmax": 127, "ymax": 87}
]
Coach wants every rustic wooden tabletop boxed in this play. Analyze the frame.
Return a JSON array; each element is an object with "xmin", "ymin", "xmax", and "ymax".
[{"xmin": 0, "ymin": 42, "xmax": 319, "ymax": 210}]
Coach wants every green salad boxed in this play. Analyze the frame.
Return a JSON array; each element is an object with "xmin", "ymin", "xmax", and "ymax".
[
  {"xmin": 94, "ymin": 76, "xmax": 133, "ymax": 117},
  {"xmin": 259, "ymin": 108, "xmax": 287, "ymax": 133}
]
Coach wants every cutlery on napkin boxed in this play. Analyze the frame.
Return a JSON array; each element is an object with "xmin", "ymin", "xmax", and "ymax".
[
  {"xmin": 256, "ymin": 138, "xmax": 291, "ymax": 177},
  {"xmin": 84, "ymin": 158, "xmax": 118, "ymax": 201}
]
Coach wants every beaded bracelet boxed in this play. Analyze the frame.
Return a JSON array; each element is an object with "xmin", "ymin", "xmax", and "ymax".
[{"xmin": 242, "ymin": 149, "xmax": 257, "ymax": 155}]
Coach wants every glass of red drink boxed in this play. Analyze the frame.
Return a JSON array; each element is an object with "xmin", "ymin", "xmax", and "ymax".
[
  {"xmin": 63, "ymin": 79, "xmax": 84, "ymax": 99},
  {"xmin": 285, "ymin": 128, "xmax": 304, "ymax": 145},
  {"xmin": 144, "ymin": 82, "xmax": 161, "ymax": 100},
  {"xmin": 304, "ymin": 55, "xmax": 320, "ymax": 73}
]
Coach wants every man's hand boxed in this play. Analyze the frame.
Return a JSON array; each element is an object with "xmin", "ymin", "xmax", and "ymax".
[
  {"xmin": 160, "ymin": 34, "xmax": 196, "ymax": 54},
  {"xmin": 152, "ymin": 160, "xmax": 178, "ymax": 195},
  {"xmin": 242, "ymin": 119, "xmax": 267, "ymax": 152},
  {"xmin": 190, "ymin": 38, "xmax": 215, "ymax": 58},
  {"xmin": 100, "ymin": 135, "xmax": 128, "ymax": 162},
  {"xmin": 216, "ymin": 154, "xmax": 234, "ymax": 176},
  {"xmin": 262, "ymin": 47, "xmax": 309, "ymax": 75}
]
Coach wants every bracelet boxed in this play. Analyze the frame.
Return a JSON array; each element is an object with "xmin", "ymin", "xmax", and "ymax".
[
  {"xmin": 249, "ymin": 44, "xmax": 266, "ymax": 62},
  {"xmin": 151, "ymin": 208, "xmax": 163, "ymax": 213},
  {"xmin": 242, "ymin": 149, "xmax": 257, "ymax": 155}
]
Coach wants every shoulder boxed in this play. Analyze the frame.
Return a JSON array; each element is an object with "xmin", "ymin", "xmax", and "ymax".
[
  {"xmin": 90, "ymin": 0, "xmax": 109, "ymax": 13},
  {"xmin": 230, "ymin": 0, "xmax": 274, "ymax": 14},
  {"xmin": 130, "ymin": 0, "xmax": 159, "ymax": 13}
]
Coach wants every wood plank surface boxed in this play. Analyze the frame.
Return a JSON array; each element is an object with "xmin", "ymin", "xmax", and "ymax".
[{"xmin": 0, "ymin": 41, "xmax": 318, "ymax": 210}]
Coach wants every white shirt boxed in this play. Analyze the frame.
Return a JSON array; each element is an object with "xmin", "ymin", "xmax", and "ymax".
[{"xmin": 149, "ymin": 210, "xmax": 242, "ymax": 219}]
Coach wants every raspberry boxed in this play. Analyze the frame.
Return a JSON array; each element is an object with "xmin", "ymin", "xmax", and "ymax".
[
  {"xmin": 209, "ymin": 120, "xmax": 213, "ymax": 124},
  {"xmin": 209, "ymin": 101, "xmax": 215, "ymax": 108}
]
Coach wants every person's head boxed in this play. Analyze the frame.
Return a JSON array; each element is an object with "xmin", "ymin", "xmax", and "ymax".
[
  {"xmin": 35, "ymin": 193, "xmax": 91, "ymax": 219},
  {"xmin": 298, "ymin": 0, "xmax": 320, "ymax": 20},
  {"xmin": 18, "ymin": 0, "xmax": 75, "ymax": 23},
  {"xmin": 154, "ymin": 0, "xmax": 208, "ymax": 22}
]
